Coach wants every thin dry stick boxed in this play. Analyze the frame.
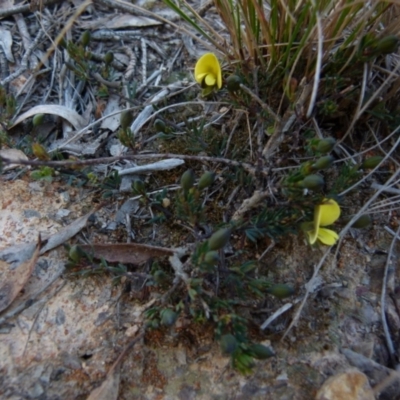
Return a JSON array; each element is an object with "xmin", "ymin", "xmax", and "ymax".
[
  {"xmin": 141, "ymin": 38, "xmax": 147, "ymax": 86},
  {"xmin": 0, "ymin": 152, "xmax": 260, "ymax": 176},
  {"xmin": 367, "ymin": 124, "xmax": 400, "ymax": 169},
  {"xmin": 373, "ymin": 370, "xmax": 400, "ymax": 398},
  {"xmin": 0, "ymin": 30, "xmax": 44, "ymax": 86},
  {"xmin": 180, "ymin": 0, "xmax": 225, "ymax": 44},
  {"xmin": 0, "ymin": 0, "xmax": 61, "ymax": 18},
  {"xmin": 281, "ymin": 246, "xmax": 331, "ymax": 340},
  {"xmin": 33, "ymin": 0, "xmax": 93, "ymax": 74},
  {"xmin": 381, "ymin": 224, "xmax": 400, "ymax": 366},
  {"xmin": 239, "ymin": 84, "xmax": 281, "ymax": 123},
  {"xmin": 283, "ymin": 168, "xmax": 400, "ymax": 340},
  {"xmin": 306, "ymin": 13, "xmax": 323, "ymax": 118},
  {"xmin": 95, "ymin": 0, "xmax": 225, "ymax": 55},
  {"xmin": 339, "ymin": 60, "xmax": 400, "ymax": 143},
  {"xmin": 339, "ymin": 61, "xmax": 368, "ymax": 141},
  {"xmin": 339, "ymin": 123, "xmax": 400, "ymax": 196},
  {"xmin": 332, "ymin": 121, "xmax": 400, "ymax": 164}
]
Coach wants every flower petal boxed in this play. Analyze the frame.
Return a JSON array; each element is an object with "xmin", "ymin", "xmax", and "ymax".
[
  {"xmin": 317, "ymin": 227, "xmax": 339, "ymax": 245},
  {"xmin": 196, "ymin": 72, "xmax": 207, "ymax": 82},
  {"xmin": 194, "ymin": 53, "xmax": 222, "ymax": 88},
  {"xmin": 306, "ymin": 228, "xmax": 318, "ymax": 245},
  {"xmin": 318, "ymin": 199, "xmax": 341, "ymax": 226},
  {"xmin": 314, "ymin": 203, "xmax": 322, "ymax": 230},
  {"xmin": 205, "ymin": 73, "xmax": 216, "ymax": 86},
  {"xmin": 216, "ymin": 63, "xmax": 222, "ymax": 89},
  {"xmin": 301, "ymin": 221, "xmax": 318, "ymax": 244}
]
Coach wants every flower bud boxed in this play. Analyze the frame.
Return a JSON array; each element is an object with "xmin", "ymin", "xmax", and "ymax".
[
  {"xmin": 150, "ymin": 320, "xmax": 159, "ymax": 329},
  {"xmin": 204, "ymin": 250, "xmax": 219, "ymax": 265},
  {"xmin": 104, "ymin": 51, "xmax": 114, "ymax": 65},
  {"xmin": 133, "ymin": 179, "xmax": 145, "ymax": 193},
  {"xmin": 154, "ymin": 119, "xmax": 166, "ymax": 132},
  {"xmin": 120, "ymin": 110, "xmax": 134, "ymax": 130},
  {"xmin": 266, "ymin": 284, "xmax": 294, "ymax": 299},
  {"xmin": 32, "ymin": 113, "xmax": 45, "ymax": 127},
  {"xmin": 162, "ymin": 198, "xmax": 171, "ymax": 208},
  {"xmin": 180, "ymin": 169, "xmax": 195, "ymax": 192},
  {"xmin": 153, "ymin": 270, "xmax": 168, "ymax": 284},
  {"xmin": 226, "ymin": 75, "xmax": 242, "ymax": 92},
  {"xmin": 81, "ymin": 30, "xmax": 91, "ymax": 47},
  {"xmin": 68, "ymin": 245, "xmax": 86, "ymax": 263},
  {"xmin": 248, "ymin": 344, "xmax": 275, "ymax": 360},
  {"xmin": 59, "ymin": 38, "xmax": 67, "ymax": 49},
  {"xmin": 367, "ymin": 35, "xmax": 399, "ymax": 57},
  {"xmin": 300, "ymin": 174, "xmax": 324, "ymax": 190},
  {"xmin": 160, "ymin": 309, "xmax": 178, "ymax": 327},
  {"xmin": 351, "ymin": 214, "xmax": 372, "ymax": 229},
  {"xmin": 208, "ymin": 228, "xmax": 232, "ymax": 251},
  {"xmin": 316, "ymin": 137, "xmax": 336, "ymax": 154},
  {"xmin": 220, "ymin": 334, "xmax": 237, "ymax": 355},
  {"xmin": 361, "ymin": 156, "xmax": 383, "ymax": 169},
  {"xmin": 198, "ymin": 171, "xmax": 215, "ymax": 191},
  {"xmin": 32, "ymin": 143, "xmax": 50, "ymax": 161},
  {"xmin": 312, "ymin": 155, "xmax": 334, "ymax": 170}
]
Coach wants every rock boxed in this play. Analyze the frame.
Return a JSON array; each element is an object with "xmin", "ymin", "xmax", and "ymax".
[{"xmin": 315, "ymin": 369, "xmax": 374, "ymax": 400}]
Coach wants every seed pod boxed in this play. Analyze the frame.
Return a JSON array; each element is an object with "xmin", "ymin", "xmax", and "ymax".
[
  {"xmin": 267, "ymin": 284, "xmax": 294, "ymax": 299},
  {"xmin": 361, "ymin": 156, "xmax": 383, "ymax": 169},
  {"xmin": 180, "ymin": 169, "xmax": 195, "ymax": 192},
  {"xmin": 32, "ymin": 113, "xmax": 45, "ymax": 127},
  {"xmin": 226, "ymin": 75, "xmax": 242, "ymax": 92},
  {"xmin": 351, "ymin": 214, "xmax": 372, "ymax": 229},
  {"xmin": 81, "ymin": 30, "xmax": 91, "ymax": 47},
  {"xmin": 104, "ymin": 51, "xmax": 114, "ymax": 65},
  {"xmin": 204, "ymin": 250, "xmax": 219, "ymax": 265},
  {"xmin": 208, "ymin": 228, "xmax": 232, "ymax": 251},
  {"xmin": 154, "ymin": 119, "xmax": 166, "ymax": 132},
  {"xmin": 312, "ymin": 155, "xmax": 334, "ymax": 171},
  {"xmin": 220, "ymin": 334, "xmax": 237, "ymax": 355},
  {"xmin": 198, "ymin": 171, "xmax": 215, "ymax": 191},
  {"xmin": 160, "ymin": 309, "xmax": 177, "ymax": 327},
  {"xmin": 248, "ymin": 344, "xmax": 275, "ymax": 360},
  {"xmin": 316, "ymin": 137, "xmax": 336, "ymax": 154},
  {"xmin": 300, "ymin": 174, "xmax": 324, "ymax": 190},
  {"xmin": 120, "ymin": 110, "xmax": 134, "ymax": 130}
]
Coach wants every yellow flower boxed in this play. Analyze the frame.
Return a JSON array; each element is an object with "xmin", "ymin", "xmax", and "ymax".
[
  {"xmin": 194, "ymin": 53, "xmax": 222, "ymax": 90},
  {"xmin": 306, "ymin": 198, "xmax": 341, "ymax": 245}
]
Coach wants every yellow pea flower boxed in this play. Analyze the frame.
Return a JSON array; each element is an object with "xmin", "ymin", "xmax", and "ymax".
[
  {"xmin": 306, "ymin": 198, "xmax": 341, "ymax": 245},
  {"xmin": 194, "ymin": 53, "xmax": 222, "ymax": 91}
]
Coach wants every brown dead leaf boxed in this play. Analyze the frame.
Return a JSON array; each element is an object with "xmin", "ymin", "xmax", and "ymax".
[
  {"xmin": 86, "ymin": 332, "xmax": 144, "ymax": 400},
  {"xmin": 0, "ymin": 237, "xmax": 41, "ymax": 313},
  {"xmin": 80, "ymin": 243, "xmax": 175, "ymax": 265},
  {"xmin": 87, "ymin": 368, "xmax": 120, "ymax": 400},
  {"xmin": 0, "ymin": 210, "xmax": 96, "ymax": 269},
  {"xmin": 40, "ymin": 211, "xmax": 95, "ymax": 254}
]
